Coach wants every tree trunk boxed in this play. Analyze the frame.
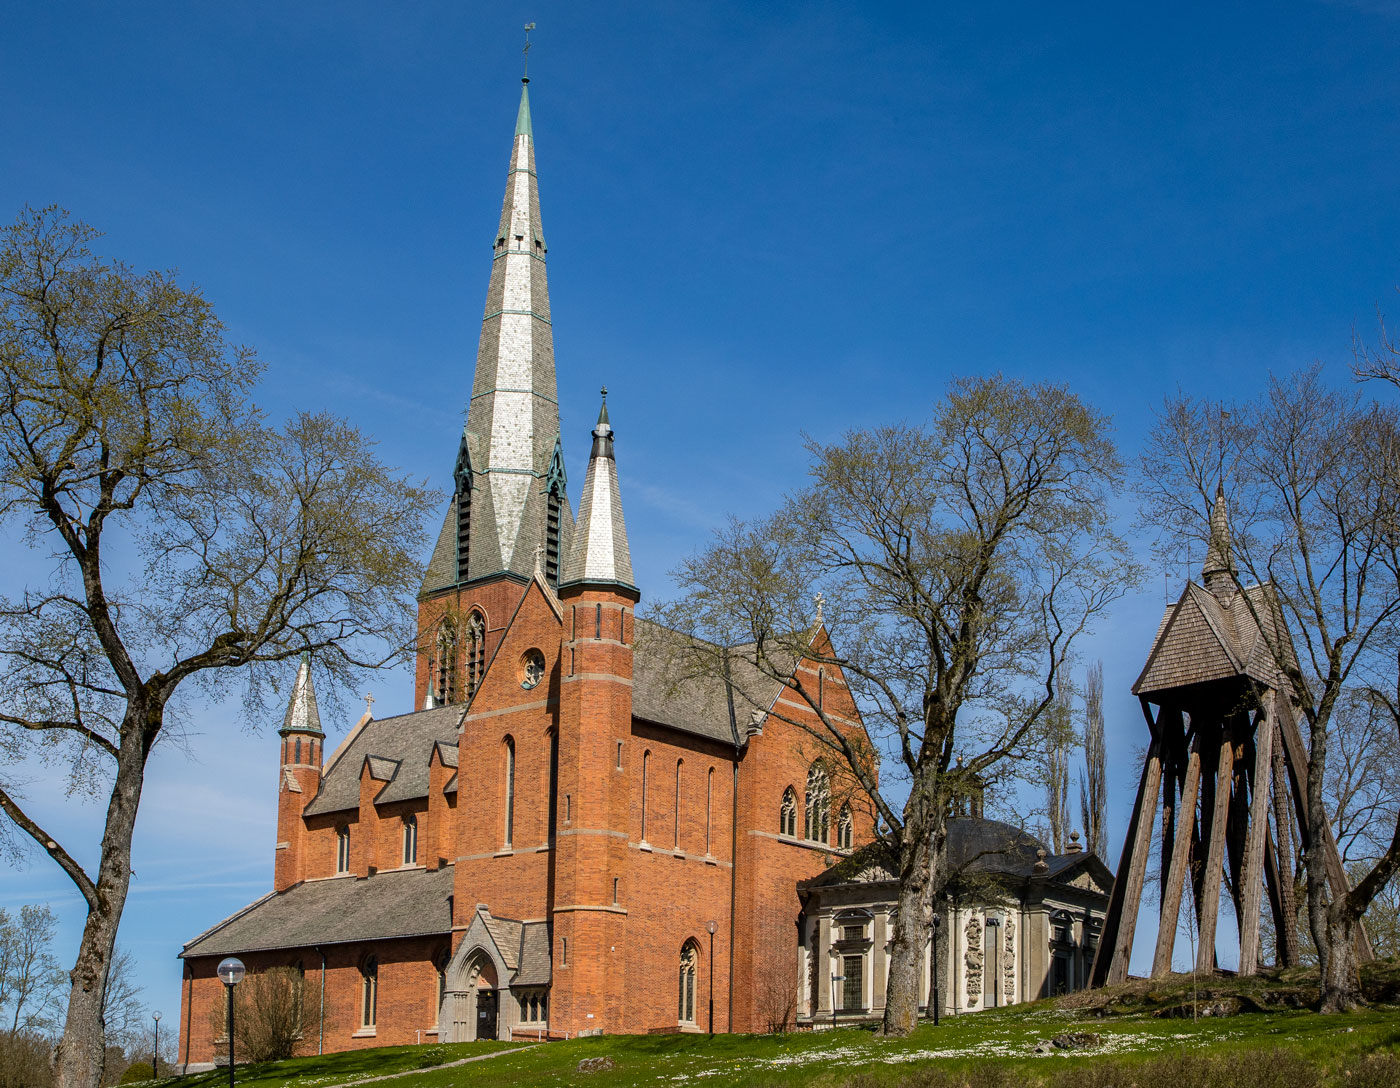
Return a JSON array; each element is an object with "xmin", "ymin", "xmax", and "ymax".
[
  {"xmin": 882, "ymin": 792, "xmax": 941, "ymax": 1037},
  {"xmin": 1319, "ymin": 909, "xmax": 1363, "ymax": 1013},
  {"xmin": 52, "ymin": 717, "xmax": 150, "ymax": 1088}
]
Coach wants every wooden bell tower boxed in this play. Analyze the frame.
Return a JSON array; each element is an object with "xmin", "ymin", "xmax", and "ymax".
[{"xmin": 1090, "ymin": 487, "xmax": 1368, "ymax": 986}]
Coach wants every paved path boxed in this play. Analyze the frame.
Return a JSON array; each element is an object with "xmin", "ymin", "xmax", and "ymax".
[{"xmin": 320, "ymin": 1044, "xmax": 542, "ymax": 1087}]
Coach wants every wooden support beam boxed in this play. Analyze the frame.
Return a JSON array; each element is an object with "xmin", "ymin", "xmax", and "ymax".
[
  {"xmin": 1225, "ymin": 725, "xmax": 1251, "ymax": 927},
  {"xmin": 1090, "ymin": 703, "xmax": 1163, "ymax": 988},
  {"xmin": 1152, "ymin": 730, "xmax": 1202, "ymax": 977},
  {"xmin": 1158, "ymin": 708, "xmax": 1185, "ymax": 913},
  {"xmin": 1270, "ymin": 719, "xmax": 1300, "ymax": 967},
  {"xmin": 1236, "ymin": 695, "xmax": 1275, "ymax": 976},
  {"xmin": 1262, "ymin": 823, "xmax": 1289, "ymax": 961},
  {"xmin": 1196, "ymin": 721, "xmax": 1235, "ymax": 974}
]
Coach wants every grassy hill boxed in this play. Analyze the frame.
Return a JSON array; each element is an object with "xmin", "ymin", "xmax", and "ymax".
[{"xmin": 139, "ymin": 965, "xmax": 1400, "ymax": 1088}]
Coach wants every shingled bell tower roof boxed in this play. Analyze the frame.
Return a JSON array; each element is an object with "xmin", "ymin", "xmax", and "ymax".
[
  {"xmin": 561, "ymin": 391, "xmax": 636, "ymax": 593},
  {"xmin": 279, "ymin": 652, "xmax": 323, "ymax": 737},
  {"xmin": 420, "ymin": 77, "xmax": 574, "ymax": 594}
]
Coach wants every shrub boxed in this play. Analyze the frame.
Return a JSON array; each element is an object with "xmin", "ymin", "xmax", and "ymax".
[
  {"xmin": 116, "ymin": 1063, "xmax": 151, "ymax": 1084},
  {"xmin": 0, "ymin": 1031, "xmax": 53, "ymax": 1088},
  {"xmin": 205, "ymin": 966, "xmax": 306, "ymax": 1064}
]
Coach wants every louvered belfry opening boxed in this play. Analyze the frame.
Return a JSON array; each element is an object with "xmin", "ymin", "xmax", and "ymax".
[
  {"xmin": 546, "ymin": 487, "xmax": 562, "ymax": 585},
  {"xmin": 455, "ymin": 475, "xmax": 472, "ymax": 583}
]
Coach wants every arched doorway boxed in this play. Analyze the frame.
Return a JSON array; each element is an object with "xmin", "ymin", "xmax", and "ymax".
[{"xmin": 452, "ymin": 950, "xmax": 499, "ymax": 1041}]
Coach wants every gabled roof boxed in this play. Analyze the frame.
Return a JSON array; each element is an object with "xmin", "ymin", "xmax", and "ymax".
[
  {"xmin": 179, "ymin": 866, "xmax": 455, "ymax": 959},
  {"xmin": 304, "ymin": 704, "xmax": 465, "ymax": 816},
  {"xmin": 1134, "ymin": 581, "xmax": 1291, "ymax": 696}
]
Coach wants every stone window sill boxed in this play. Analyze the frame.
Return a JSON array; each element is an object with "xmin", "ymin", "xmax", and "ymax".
[{"xmin": 351, "ymin": 1028, "xmax": 377, "ymax": 1038}]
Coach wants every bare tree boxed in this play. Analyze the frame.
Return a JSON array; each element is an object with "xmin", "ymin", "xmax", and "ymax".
[
  {"xmin": 655, "ymin": 375, "xmax": 1139, "ymax": 1035},
  {"xmin": 207, "ymin": 966, "xmax": 304, "ymax": 1064},
  {"xmin": 1079, "ymin": 660, "xmax": 1108, "ymax": 859},
  {"xmin": 1042, "ymin": 684, "xmax": 1074, "ymax": 854},
  {"xmin": 0, "ymin": 207, "xmax": 437, "ymax": 1088},
  {"xmin": 1139, "ymin": 367, "xmax": 1400, "ymax": 1011},
  {"xmin": 97, "ymin": 951, "xmax": 142, "ymax": 1060},
  {"xmin": 0, "ymin": 905, "xmax": 65, "ymax": 1036}
]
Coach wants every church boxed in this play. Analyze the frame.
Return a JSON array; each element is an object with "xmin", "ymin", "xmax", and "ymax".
[{"xmin": 174, "ymin": 79, "xmax": 1108, "ymax": 1068}]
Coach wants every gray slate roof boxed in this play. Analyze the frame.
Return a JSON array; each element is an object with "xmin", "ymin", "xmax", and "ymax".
[
  {"xmin": 513, "ymin": 923, "xmax": 551, "ymax": 986},
  {"xmin": 304, "ymin": 705, "xmax": 465, "ymax": 816},
  {"xmin": 632, "ymin": 620, "xmax": 761, "ymax": 746},
  {"xmin": 802, "ymin": 818, "xmax": 1109, "ymax": 891},
  {"xmin": 180, "ymin": 866, "xmax": 455, "ymax": 959}
]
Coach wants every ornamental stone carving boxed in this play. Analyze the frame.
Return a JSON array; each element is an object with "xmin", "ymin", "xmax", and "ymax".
[
  {"xmin": 964, "ymin": 914, "xmax": 983, "ymax": 1006},
  {"xmin": 1003, "ymin": 915, "xmax": 1016, "ymax": 1000}
]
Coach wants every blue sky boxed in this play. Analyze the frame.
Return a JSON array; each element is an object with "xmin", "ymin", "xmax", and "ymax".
[{"xmin": 2, "ymin": 0, "xmax": 1399, "ymax": 1044}]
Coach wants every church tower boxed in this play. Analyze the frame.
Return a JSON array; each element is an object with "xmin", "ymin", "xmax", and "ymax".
[
  {"xmin": 274, "ymin": 653, "xmax": 323, "ymax": 892},
  {"xmin": 553, "ymin": 394, "xmax": 640, "ymax": 1035},
  {"xmin": 416, "ymin": 77, "xmax": 575, "ymax": 708}
]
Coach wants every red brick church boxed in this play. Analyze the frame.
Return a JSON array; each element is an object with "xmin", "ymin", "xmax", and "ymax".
[{"xmin": 174, "ymin": 79, "xmax": 875, "ymax": 1066}]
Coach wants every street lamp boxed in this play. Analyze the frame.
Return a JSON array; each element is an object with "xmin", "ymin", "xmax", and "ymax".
[
  {"xmin": 217, "ymin": 957, "xmax": 246, "ymax": 1088},
  {"xmin": 706, "ymin": 920, "xmax": 718, "ymax": 1035},
  {"xmin": 930, "ymin": 915, "xmax": 941, "ymax": 1026},
  {"xmin": 151, "ymin": 1011, "xmax": 162, "ymax": 1079},
  {"xmin": 830, "ymin": 973, "xmax": 845, "ymax": 1032}
]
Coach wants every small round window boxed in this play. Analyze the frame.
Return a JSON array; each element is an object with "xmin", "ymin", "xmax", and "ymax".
[{"xmin": 520, "ymin": 649, "xmax": 546, "ymax": 689}]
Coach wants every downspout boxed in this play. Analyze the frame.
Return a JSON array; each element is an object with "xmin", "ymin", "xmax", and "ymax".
[
  {"xmin": 316, "ymin": 946, "xmax": 327, "ymax": 1055},
  {"xmin": 723, "ymin": 652, "xmax": 741, "ymax": 1034}
]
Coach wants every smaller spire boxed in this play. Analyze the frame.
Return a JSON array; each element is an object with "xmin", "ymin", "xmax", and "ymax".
[
  {"xmin": 562, "ymin": 390, "xmax": 635, "ymax": 589},
  {"xmin": 279, "ymin": 653, "xmax": 323, "ymax": 736},
  {"xmin": 1202, "ymin": 482, "xmax": 1236, "ymax": 599}
]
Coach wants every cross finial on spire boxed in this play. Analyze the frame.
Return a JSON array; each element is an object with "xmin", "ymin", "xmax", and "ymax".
[
  {"xmin": 365, "ymin": 692, "xmax": 375, "ymax": 714},
  {"xmin": 813, "ymin": 591, "xmax": 825, "ymax": 625},
  {"xmin": 534, "ymin": 542, "xmax": 545, "ymax": 572},
  {"xmin": 522, "ymin": 22, "xmax": 536, "ymax": 80}
]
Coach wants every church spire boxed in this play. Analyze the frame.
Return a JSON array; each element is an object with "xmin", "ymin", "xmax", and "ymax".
[
  {"xmin": 561, "ymin": 390, "xmax": 636, "ymax": 590},
  {"xmin": 419, "ymin": 78, "xmax": 574, "ymax": 594},
  {"xmin": 279, "ymin": 652, "xmax": 323, "ymax": 737},
  {"xmin": 1202, "ymin": 482, "xmax": 1236, "ymax": 599}
]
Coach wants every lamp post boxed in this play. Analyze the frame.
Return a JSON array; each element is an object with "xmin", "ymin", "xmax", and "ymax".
[
  {"xmin": 830, "ymin": 973, "xmax": 844, "ymax": 1033},
  {"xmin": 217, "ymin": 957, "xmax": 246, "ymax": 1088},
  {"xmin": 151, "ymin": 1011, "xmax": 162, "ymax": 1079},
  {"xmin": 930, "ymin": 915, "xmax": 941, "ymax": 1026},
  {"xmin": 706, "ymin": 920, "xmax": 718, "ymax": 1035}
]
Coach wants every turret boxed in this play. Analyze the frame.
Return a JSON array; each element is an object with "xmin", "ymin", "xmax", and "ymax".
[
  {"xmin": 553, "ymin": 391, "xmax": 639, "ymax": 1035},
  {"xmin": 274, "ymin": 653, "xmax": 324, "ymax": 891}
]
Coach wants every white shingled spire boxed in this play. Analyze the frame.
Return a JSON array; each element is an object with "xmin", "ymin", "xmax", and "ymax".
[
  {"xmin": 279, "ymin": 652, "xmax": 323, "ymax": 736},
  {"xmin": 561, "ymin": 390, "xmax": 635, "ymax": 589}
]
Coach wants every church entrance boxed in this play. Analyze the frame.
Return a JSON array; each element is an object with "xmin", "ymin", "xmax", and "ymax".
[{"xmin": 476, "ymin": 989, "xmax": 498, "ymax": 1040}]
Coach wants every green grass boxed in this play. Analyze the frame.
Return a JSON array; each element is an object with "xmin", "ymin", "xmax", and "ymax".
[
  {"xmin": 157, "ymin": 1040, "xmax": 521, "ymax": 1088},
  {"xmin": 139, "ymin": 965, "xmax": 1400, "ymax": 1088}
]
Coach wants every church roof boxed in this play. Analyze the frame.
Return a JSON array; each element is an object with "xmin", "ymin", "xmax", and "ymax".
[
  {"xmin": 800, "ymin": 818, "xmax": 1109, "ymax": 892},
  {"xmin": 179, "ymin": 865, "xmax": 455, "ymax": 959},
  {"xmin": 1133, "ymin": 581, "xmax": 1290, "ymax": 696},
  {"xmin": 304, "ymin": 704, "xmax": 465, "ymax": 816}
]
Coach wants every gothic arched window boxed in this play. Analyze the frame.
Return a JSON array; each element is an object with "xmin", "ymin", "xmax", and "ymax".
[
  {"xmin": 674, "ymin": 759, "xmax": 683, "ymax": 850},
  {"xmin": 432, "ymin": 620, "xmax": 458, "ymax": 707},
  {"xmin": 465, "ymin": 611, "xmax": 486, "ymax": 698},
  {"xmin": 360, "ymin": 955, "xmax": 378, "ymax": 1028},
  {"xmin": 678, "ymin": 942, "xmax": 699, "ymax": 1025},
  {"xmin": 805, "ymin": 762, "xmax": 830, "ymax": 843},
  {"xmin": 641, "ymin": 750, "xmax": 651, "ymax": 843},
  {"xmin": 780, "ymin": 787, "xmax": 798, "ymax": 838},
  {"xmin": 454, "ymin": 465, "xmax": 472, "ymax": 582},
  {"xmin": 503, "ymin": 737, "xmax": 516, "ymax": 847},
  {"xmin": 336, "ymin": 826, "xmax": 350, "ymax": 874},
  {"xmin": 402, "ymin": 814, "xmax": 418, "ymax": 866},
  {"xmin": 837, "ymin": 804, "xmax": 853, "ymax": 851}
]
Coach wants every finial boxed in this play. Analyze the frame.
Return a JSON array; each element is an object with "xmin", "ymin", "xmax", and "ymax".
[
  {"xmin": 365, "ymin": 692, "xmax": 374, "ymax": 714},
  {"xmin": 813, "ymin": 591, "xmax": 825, "ymax": 625},
  {"xmin": 534, "ymin": 542, "xmax": 545, "ymax": 572},
  {"xmin": 522, "ymin": 22, "xmax": 536, "ymax": 81},
  {"xmin": 595, "ymin": 387, "xmax": 612, "ymax": 431}
]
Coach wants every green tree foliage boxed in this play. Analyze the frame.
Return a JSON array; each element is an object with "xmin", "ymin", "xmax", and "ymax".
[
  {"xmin": 0, "ymin": 207, "xmax": 438, "ymax": 1088},
  {"xmin": 655, "ymin": 375, "xmax": 1138, "ymax": 1035}
]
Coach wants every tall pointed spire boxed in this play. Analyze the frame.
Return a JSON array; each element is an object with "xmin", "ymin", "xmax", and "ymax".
[
  {"xmin": 561, "ymin": 390, "xmax": 636, "ymax": 590},
  {"xmin": 1202, "ymin": 483, "xmax": 1236, "ymax": 599},
  {"xmin": 420, "ymin": 77, "xmax": 574, "ymax": 594},
  {"xmin": 279, "ymin": 652, "xmax": 323, "ymax": 736}
]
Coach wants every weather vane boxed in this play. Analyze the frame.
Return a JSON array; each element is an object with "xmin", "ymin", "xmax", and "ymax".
[{"xmin": 523, "ymin": 22, "xmax": 536, "ymax": 79}]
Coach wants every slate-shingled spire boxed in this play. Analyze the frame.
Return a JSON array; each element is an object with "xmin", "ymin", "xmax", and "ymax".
[
  {"xmin": 561, "ymin": 391, "xmax": 635, "ymax": 589},
  {"xmin": 279, "ymin": 652, "xmax": 323, "ymax": 737},
  {"xmin": 1202, "ymin": 483, "xmax": 1235, "ymax": 600},
  {"xmin": 420, "ymin": 77, "xmax": 574, "ymax": 593}
]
